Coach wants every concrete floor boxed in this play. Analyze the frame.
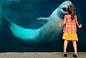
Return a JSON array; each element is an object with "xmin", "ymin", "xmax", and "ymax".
[{"xmin": 0, "ymin": 52, "xmax": 86, "ymax": 58}]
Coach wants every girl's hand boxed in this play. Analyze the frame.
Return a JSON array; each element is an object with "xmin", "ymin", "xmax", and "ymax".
[
  {"xmin": 59, "ymin": 22, "xmax": 62, "ymax": 27},
  {"xmin": 79, "ymin": 24, "xmax": 82, "ymax": 28}
]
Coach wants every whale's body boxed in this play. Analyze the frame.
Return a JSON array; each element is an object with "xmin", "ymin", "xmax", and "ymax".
[{"xmin": 2, "ymin": 1, "xmax": 73, "ymax": 45}]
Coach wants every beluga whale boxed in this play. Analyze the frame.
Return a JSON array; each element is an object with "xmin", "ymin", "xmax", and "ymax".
[{"xmin": 2, "ymin": 1, "xmax": 73, "ymax": 45}]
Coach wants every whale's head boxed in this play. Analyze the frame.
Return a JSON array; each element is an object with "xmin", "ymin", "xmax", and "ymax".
[{"xmin": 57, "ymin": 1, "xmax": 73, "ymax": 19}]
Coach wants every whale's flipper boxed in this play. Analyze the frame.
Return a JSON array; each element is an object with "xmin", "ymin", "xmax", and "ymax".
[{"xmin": 36, "ymin": 17, "xmax": 49, "ymax": 24}]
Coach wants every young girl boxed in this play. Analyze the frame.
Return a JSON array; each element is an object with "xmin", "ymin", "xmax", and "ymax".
[{"xmin": 59, "ymin": 5, "xmax": 82, "ymax": 57}]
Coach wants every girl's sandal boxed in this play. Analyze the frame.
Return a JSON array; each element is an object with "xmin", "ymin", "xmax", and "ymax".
[
  {"xmin": 73, "ymin": 52, "xmax": 77, "ymax": 57},
  {"xmin": 63, "ymin": 52, "xmax": 67, "ymax": 57}
]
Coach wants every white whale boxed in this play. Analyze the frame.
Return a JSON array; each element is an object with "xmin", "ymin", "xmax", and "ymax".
[{"xmin": 2, "ymin": 1, "xmax": 73, "ymax": 45}]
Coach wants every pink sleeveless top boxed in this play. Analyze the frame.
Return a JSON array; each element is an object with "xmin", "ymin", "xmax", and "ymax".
[{"xmin": 63, "ymin": 15, "xmax": 77, "ymax": 33}]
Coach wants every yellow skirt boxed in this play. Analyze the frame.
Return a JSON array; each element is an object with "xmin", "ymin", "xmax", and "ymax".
[{"xmin": 62, "ymin": 32, "xmax": 78, "ymax": 41}]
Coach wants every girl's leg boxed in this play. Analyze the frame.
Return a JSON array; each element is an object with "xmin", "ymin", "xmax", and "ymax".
[
  {"xmin": 72, "ymin": 40, "xmax": 77, "ymax": 54},
  {"xmin": 64, "ymin": 40, "xmax": 69, "ymax": 52}
]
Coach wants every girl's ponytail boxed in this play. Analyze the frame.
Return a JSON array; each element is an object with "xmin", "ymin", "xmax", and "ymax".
[
  {"xmin": 67, "ymin": 5, "xmax": 75, "ymax": 20},
  {"xmin": 71, "ymin": 11, "xmax": 75, "ymax": 20}
]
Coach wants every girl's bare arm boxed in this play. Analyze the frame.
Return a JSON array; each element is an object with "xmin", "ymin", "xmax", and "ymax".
[
  {"xmin": 75, "ymin": 16, "xmax": 80, "ymax": 28},
  {"xmin": 59, "ymin": 16, "xmax": 66, "ymax": 27},
  {"xmin": 63, "ymin": 16, "xmax": 66, "ymax": 25}
]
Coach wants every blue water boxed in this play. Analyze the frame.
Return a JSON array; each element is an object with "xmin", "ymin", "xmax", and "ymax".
[{"xmin": 0, "ymin": 0, "xmax": 86, "ymax": 52}]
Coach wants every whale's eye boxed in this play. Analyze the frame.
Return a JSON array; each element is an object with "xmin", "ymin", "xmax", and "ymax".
[{"xmin": 62, "ymin": 8, "xmax": 67, "ymax": 12}]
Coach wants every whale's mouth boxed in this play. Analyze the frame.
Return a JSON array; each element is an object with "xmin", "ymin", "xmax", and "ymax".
[{"xmin": 62, "ymin": 7, "xmax": 67, "ymax": 12}]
